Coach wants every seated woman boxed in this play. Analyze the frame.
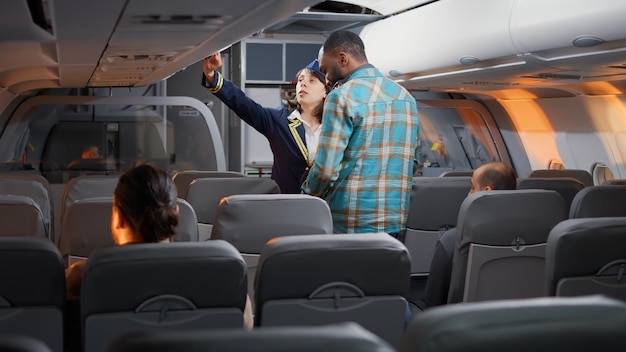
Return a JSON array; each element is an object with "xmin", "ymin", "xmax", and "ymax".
[{"xmin": 65, "ymin": 164, "xmax": 253, "ymax": 328}]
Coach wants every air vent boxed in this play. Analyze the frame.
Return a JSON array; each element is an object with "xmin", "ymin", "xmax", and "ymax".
[
  {"xmin": 461, "ymin": 81, "xmax": 517, "ymax": 86},
  {"xmin": 521, "ymin": 73, "xmax": 583, "ymax": 80},
  {"xmin": 105, "ymin": 54, "xmax": 176, "ymax": 63},
  {"xmin": 27, "ymin": 0, "xmax": 53, "ymax": 35},
  {"xmin": 131, "ymin": 14, "xmax": 228, "ymax": 25}
]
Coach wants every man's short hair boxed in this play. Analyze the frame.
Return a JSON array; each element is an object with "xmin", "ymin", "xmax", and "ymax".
[
  {"xmin": 477, "ymin": 162, "xmax": 517, "ymax": 190},
  {"xmin": 323, "ymin": 30, "xmax": 367, "ymax": 61}
]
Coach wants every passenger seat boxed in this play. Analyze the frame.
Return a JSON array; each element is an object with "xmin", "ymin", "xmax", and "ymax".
[
  {"xmin": 447, "ymin": 189, "xmax": 566, "ymax": 303},
  {"xmin": 210, "ymin": 194, "xmax": 333, "ymax": 308},
  {"xmin": 546, "ymin": 217, "xmax": 626, "ymax": 300},
  {"xmin": 81, "ymin": 241, "xmax": 247, "ymax": 352},
  {"xmin": 569, "ymin": 185, "xmax": 626, "ymax": 218},
  {"xmin": 255, "ymin": 233, "xmax": 410, "ymax": 348},
  {"xmin": 0, "ymin": 174, "xmax": 53, "ymax": 240},
  {"xmin": 517, "ymin": 177, "xmax": 584, "ymax": 213},
  {"xmin": 527, "ymin": 169, "xmax": 593, "ymax": 187},
  {"xmin": 0, "ymin": 237, "xmax": 65, "ymax": 352},
  {"xmin": 171, "ymin": 170, "xmax": 244, "ymax": 198},
  {"xmin": 400, "ymin": 295, "xmax": 626, "ymax": 352},
  {"xmin": 186, "ymin": 177, "xmax": 280, "ymax": 241}
]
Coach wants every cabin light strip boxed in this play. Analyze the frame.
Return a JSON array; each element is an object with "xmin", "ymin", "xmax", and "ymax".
[
  {"xmin": 532, "ymin": 46, "xmax": 626, "ymax": 62},
  {"xmin": 406, "ymin": 61, "xmax": 526, "ymax": 82}
]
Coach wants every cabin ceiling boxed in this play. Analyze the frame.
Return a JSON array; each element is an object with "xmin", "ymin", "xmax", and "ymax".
[
  {"xmin": 0, "ymin": 0, "xmax": 324, "ymax": 94},
  {"xmin": 2, "ymin": 0, "xmax": 626, "ymax": 98}
]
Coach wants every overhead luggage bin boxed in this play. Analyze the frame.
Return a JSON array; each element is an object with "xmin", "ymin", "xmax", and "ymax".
[
  {"xmin": 360, "ymin": 0, "xmax": 626, "ymax": 84},
  {"xmin": 360, "ymin": 0, "xmax": 519, "ymax": 78}
]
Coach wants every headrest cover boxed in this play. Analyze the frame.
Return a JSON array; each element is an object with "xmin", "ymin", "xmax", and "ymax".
[
  {"xmin": 255, "ymin": 233, "xmax": 411, "ymax": 309},
  {"xmin": 305, "ymin": 59, "xmax": 325, "ymax": 80},
  {"xmin": 401, "ymin": 295, "xmax": 626, "ymax": 352},
  {"xmin": 81, "ymin": 241, "xmax": 247, "ymax": 318}
]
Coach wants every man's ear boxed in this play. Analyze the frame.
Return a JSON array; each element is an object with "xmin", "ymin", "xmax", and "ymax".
[
  {"xmin": 483, "ymin": 185, "xmax": 493, "ymax": 191},
  {"xmin": 338, "ymin": 52, "xmax": 348, "ymax": 66}
]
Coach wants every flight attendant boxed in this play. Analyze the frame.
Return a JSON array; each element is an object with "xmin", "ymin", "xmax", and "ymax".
[{"xmin": 202, "ymin": 52, "xmax": 330, "ymax": 193}]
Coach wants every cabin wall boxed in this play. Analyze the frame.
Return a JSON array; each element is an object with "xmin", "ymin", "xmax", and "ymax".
[{"xmin": 490, "ymin": 94, "xmax": 626, "ymax": 178}]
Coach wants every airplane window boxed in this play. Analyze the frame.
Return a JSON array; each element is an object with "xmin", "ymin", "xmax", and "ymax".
[
  {"xmin": 591, "ymin": 162, "xmax": 615, "ymax": 185},
  {"xmin": 416, "ymin": 107, "xmax": 500, "ymax": 176}
]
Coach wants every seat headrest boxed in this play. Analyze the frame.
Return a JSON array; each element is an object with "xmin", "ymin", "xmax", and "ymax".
[
  {"xmin": 186, "ymin": 177, "xmax": 280, "ymax": 223},
  {"xmin": 172, "ymin": 171, "xmax": 244, "ymax": 198},
  {"xmin": 406, "ymin": 177, "xmax": 471, "ymax": 230},
  {"xmin": 0, "ymin": 195, "xmax": 47, "ymax": 238},
  {"xmin": 400, "ymin": 295, "xmax": 626, "ymax": 352},
  {"xmin": 211, "ymin": 194, "xmax": 333, "ymax": 253},
  {"xmin": 109, "ymin": 321, "xmax": 395, "ymax": 352},
  {"xmin": 569, "ymin": 185, "xmax": 626, "ymax": 218},
  {"xmin": 458, "ymin": 189, "xmax": 566, "ymax": 245},
  {"xmin": 174, "ymin": 198, "xmax": 198, "ymax": 242},
  {"xmin": 0, "ymin": 237, "xmax": 64, "ymax": 308},
  {"xmin": 61, "ymin": 175, "xmax": 120, "ymax": 221},
  {"xmin": 256, "ymin": 233, "xmax": 411, "ymax": 307},
  {"xmin": 528, "ymin": 169, "xmax": 593, "ymax": 187},
  {"xmin": 517, "ymin": 177, "xmax": 584, "ymax": 212},
  {"xmin": 0, "ymin": 179, "xmax": 51, "ymax": 221},
  {"xmin": 81, "ymin": 241, "xmax": 247, "ymax": 318},
  {"xmin": 66, "ymin": 158, "xmax": 116, "ymax": 171},
  {"xmin": 602, "ymin": 179, "xmax": 626, "ymax": 186},
  {"xmin": 545, "ymin": 217, "xmax": 626, "ymax": 296}
]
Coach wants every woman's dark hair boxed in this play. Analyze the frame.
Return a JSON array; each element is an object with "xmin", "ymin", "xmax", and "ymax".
[
  {"xmin": 287, "ymin": 67, "xmax": 330, "ymax": 123},
  {"xmin": 113, "ymin": 164, "xmax": 178, "ymax": 242}
]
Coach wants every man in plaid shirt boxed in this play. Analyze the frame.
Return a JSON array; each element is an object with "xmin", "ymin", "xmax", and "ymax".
[{"xmin": 302, "ymin": 30, "xmax": 420, "ymax": 236}]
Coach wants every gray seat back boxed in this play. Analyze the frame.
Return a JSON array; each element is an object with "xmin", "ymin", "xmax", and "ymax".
[
  {"xmin": 0, "ymin": 336, "xmax": 53, "ymax": 352},
  {"xmin": 528, "ymin": 169, "xmax": 593, "ymax": 187},
  {"xmin": 172, "ymin": 170, "xmax": 244, "ymax": 198},
  {"xmin": 175, "ymin": 198, "xmax": 199, "ymax": 242},
  {"xmin": 108, "ymin": 322, "xmax": 394, "ymax": 352},
  {"xmin": 602, "ymin": 178, "xmax": 626, "ymax": 185},
  {"xmin": 439, "ymin": 170, "xmax": 473, "ymax": 177},
  {"xmin": 60, "ymin": 175, "xmax": 119, "ymax": 224},
  {"xmin": 405, "ymin": 177, "xmax": 471, "ymax": 274},
  {"xmin": 211, "ymin": 194, "xmax": 333, "ymax": 306},
  {"xmin": 517, "ymin": 177, "xmax": 584, "ymax": 212},
  {"xmin": 399, "ymin": 295, "xmax": 626, "ymax": 352},
  {"xmin": 256, "ymin": 233, "xmax": 410, "ymax": 348},
  {"xmin": 0, "ymin": 237, "xmax": 65, "ymax": 352},
  {"xmin": 0, "ymin": 176, "xmax": 52, "ymax": 239},
  {"xmin": 0, "ymin": 195, "xmax": 47, "ymax": 239},
  {"xmin": 211, "ymin": 194, "xmax": 333, "ymax": 253},
  {"xmin": 61, "ymin": 197, "xmax": 113, "ymax": 260},
  {"xmin": 569, "ymin": 185, "xmax": 626, "ymax": 218},
  {"xmin": 448, "ymin": 190, "xmax": 566, "ymax": 303},
  {"xmin": 186, "ymin": 177, "xmax": 280, "ymax": 240},
  {"xmin": 545, "ymin": 217, "xmax": 626, "ymax": 300},
  {"xmin": 61, "ymin": 197, "xmax": 199, "ymax": 261},
  {"xmin": 81, "ymin": 241, "xmax": 247, "ymax": 352}
]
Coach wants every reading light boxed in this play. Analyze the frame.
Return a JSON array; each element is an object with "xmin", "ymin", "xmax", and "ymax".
[
  {"xmin": 460, "ymin": 56, "xmax": 480, "ymax": 65},
  {"xmin": 572, "ymin": 35, "xmax": 605, "ymax": 48}
]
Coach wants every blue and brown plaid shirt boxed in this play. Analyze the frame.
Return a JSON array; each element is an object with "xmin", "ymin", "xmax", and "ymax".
[{"xmin": 302, "ymin": 64, "xmax": 420, "ymax": 234}]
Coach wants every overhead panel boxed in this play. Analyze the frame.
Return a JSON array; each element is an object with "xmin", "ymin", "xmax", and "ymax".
[{"xmin": 359, "ymin": 0, "xmax": 519, "ymax": 80}]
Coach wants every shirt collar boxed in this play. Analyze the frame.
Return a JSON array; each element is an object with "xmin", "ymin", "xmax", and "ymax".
[{"xmin": 332, "ymin": 63, "xmax": 376, "ymax": 89}]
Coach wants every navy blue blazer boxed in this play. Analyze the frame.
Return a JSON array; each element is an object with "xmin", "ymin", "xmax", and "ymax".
[{"xmin": 201, "ymin": 71, "xmax": 308, "ymax": 194}]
